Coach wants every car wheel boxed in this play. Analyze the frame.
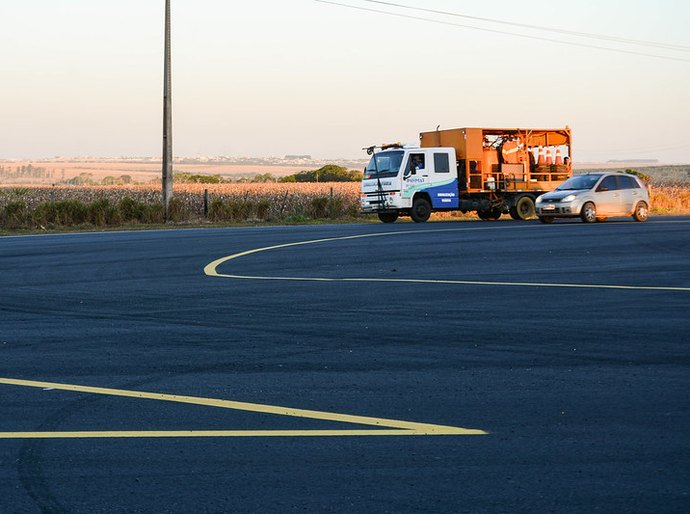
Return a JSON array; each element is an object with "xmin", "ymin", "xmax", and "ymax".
[
  {"xmin": 633, "ymin": 201, "xmax": 649, "ymax": 222},
  {"xmin": 410, "ymin": 197, "xmax": 431, "ymax": 223},
  {"xmin": 377, "ymin": 212, "xmax": 398, "ymax": 223},
  {"xmin": 538, "ymin": 216, "xmax": 554, "ymax": 224},
  {"xmin": 580, "ymin": 202, "xmax": 597, "ymax": 223}
]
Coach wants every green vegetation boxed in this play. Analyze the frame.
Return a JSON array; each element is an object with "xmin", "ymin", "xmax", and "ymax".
[
  {"xmin": 208, "ymin": 199, "xmax": 272, "ymax": 222},
  {"xmin": 61, "ymin": 173, "xmax": 134, "ymax": 186},
  {"xmin": 174, "ymin": 172, "xmax": 223, "ymax": 184},
  {"xmin": 279, "ymin": 165, "xmax": 362, "ymax": 183},
  {"xmin": 0, "ymin": 188, "xmax": 363, "ymax": 231},
  {"xmin": 0, "ymin": 197, "xmax": 196, "ymax": 230},
  {"xmin": 623, "ymin": 168, "xmax": 652, "ymax": 184}
]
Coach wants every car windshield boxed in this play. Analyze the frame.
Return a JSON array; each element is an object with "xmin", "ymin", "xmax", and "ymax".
[
  {"xmin": 557, "ymin": 174, "xmax": 602, "ymax": 191},
  {"xmin": 364, "ymin": 150, "xmax": 404, "ymax": 179}
]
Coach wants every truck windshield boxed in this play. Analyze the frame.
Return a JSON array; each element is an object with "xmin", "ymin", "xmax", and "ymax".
[
  {"xmin": 557, "ymin": 174, "xmax": 602, "ymax": 191},
  {"xmin": 364, "ymin": 151, "xmax": 404, "ymax": 179}
]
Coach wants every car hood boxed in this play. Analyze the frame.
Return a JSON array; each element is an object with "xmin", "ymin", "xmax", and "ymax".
[{"xmin": 540, "ymin": 189, "xmax": 587, "ymax": 200}]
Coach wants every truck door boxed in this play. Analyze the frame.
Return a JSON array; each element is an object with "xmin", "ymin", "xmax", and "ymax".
[
  {"xmin": 428, "ymin": 151, "xmax": 459, "ymax": 209},
  {"xmin": 402, "ymin": 152, "xmax": 429, "ymax": 202}
]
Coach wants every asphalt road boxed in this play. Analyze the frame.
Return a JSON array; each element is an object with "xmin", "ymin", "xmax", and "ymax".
[{"xmin": 1, "ymin": 217, "xmax": 689, "ymax": 513}]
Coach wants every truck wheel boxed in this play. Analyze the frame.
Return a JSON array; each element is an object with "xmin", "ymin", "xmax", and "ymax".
[
  {"xmin": 632, "ymin": 201, "xmax": 649, "ymax": 222},
  {"xmin": 512, "ymin": 196, "xmax": 536, "ymax": 220},
  {"xmin": 477, "ymin": 208, "xmax": 501, "ymax": 221},
  {"xmin": 580, "ymin": 202, "xmax": 597, "ymax": 223},
  {"xmin": 377, "ymin": 212, "xmax": 398, "ymax": 223},
  {"xmin": 410, "ymin": 197, "xmax": 431, "ymax": 223}
]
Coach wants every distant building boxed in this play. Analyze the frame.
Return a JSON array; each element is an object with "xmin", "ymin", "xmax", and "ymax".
[{"xmin": 285, "ymin": 155, "xmax": 312, "ymax": 160}]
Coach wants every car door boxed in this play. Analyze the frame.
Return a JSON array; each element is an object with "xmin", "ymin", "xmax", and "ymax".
[
  {"xmin": 594, "ymin": 175, "xmax": 623, "ymax": 215},
  {"xmin": 618, "ymin": 175, "xmax": 641, "ymax": 213}
]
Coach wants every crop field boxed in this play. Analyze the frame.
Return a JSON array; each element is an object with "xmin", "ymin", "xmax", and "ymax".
[
  {"xmin": 1, "ymin": 180, "xmax": 689, "ymax": 231},
  {"xmin": 0, "ymin": 161, "xmax": 310, "ymax": 184},
  {"xmin": 0, "ymin": 183, "xmax": 363, "ymax": 228},
  {"xmin": 578, "ymin": 165, "xmax": 690, "ymax": 185}
]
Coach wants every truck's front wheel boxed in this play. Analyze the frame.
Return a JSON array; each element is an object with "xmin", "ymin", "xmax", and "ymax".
[{"xmin": 410, "ymin": 197, "xmax": 431, "ymax": 223}]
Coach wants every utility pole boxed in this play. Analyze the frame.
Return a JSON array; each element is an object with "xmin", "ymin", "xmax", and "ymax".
[{"xmin": 162, "ymin": 0, "xmax": 173, "ymax": 221}]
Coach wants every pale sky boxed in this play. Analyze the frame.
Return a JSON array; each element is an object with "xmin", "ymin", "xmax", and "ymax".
[{"xmin": 1, "ymin": 0, "xmax": 689, "ymax": 162}]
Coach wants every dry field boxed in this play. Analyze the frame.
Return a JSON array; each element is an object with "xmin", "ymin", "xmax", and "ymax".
[
  {"xmin": 578, "ymin": 165, "xmax": 690, "ymax": 186},
  {"xmin": 1, "ymin": 181, "xmax": 688, "ymax": 230},
  {"xmin": 0, "ymin": 161, "xmax": 308, "ymax": 184},
  {"xmin": 0, "ymin": 182, "xmax": 364, "ymax": 228}
]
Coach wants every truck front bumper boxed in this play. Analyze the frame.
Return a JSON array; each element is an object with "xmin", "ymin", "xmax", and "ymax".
[{"xmin": 360, "ymin": 192, "xmax": 405, "ymax": 213}]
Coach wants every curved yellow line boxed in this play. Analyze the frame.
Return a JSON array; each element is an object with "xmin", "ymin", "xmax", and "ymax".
[{"xmin": 204, "ymin": 226, "xmax": 690, "ymax": 292}]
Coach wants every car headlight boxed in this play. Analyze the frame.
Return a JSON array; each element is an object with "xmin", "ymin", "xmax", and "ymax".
[{"xmin": 561, "ymin": 194, "xmax": 577, "ymax": 202}]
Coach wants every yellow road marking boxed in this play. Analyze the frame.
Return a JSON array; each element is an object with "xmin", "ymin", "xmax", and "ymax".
[
  {"xmin": 204, "ymin": 227, "xmax": 690, "ymax": 292},
  {"xmin": 0, "ymin": 377, "xmax": 486, "ymax": 438}
]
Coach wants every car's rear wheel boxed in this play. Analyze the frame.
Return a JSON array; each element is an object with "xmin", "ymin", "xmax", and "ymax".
[
  {"xmin": 633, "ymin": 201, "xmax": 649, "ymax": 222},
  {"xmin": 580, "ymin": 202, "xmax": 597, "ymax": 223}
]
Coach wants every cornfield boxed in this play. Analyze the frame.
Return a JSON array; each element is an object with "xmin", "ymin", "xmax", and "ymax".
[
  {"xmin": 0, "ymin": 183, "xmax": 362, "ymax": 229},
  {"xmin": 1, "ymin": 183, "xmax": 689, "ymax": 230},
  {"xmin": 649, "ymin": 186, "xmax": 690, "ymax": 214}
]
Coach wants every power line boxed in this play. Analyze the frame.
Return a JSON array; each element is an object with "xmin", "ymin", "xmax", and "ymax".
[
  {"xmin": 315, "ymin": 0, "xmax": 690, "ymax": 63},
  {"xmin": 363, "ymin": 0, "xmax": 690, "ymax": 52}
]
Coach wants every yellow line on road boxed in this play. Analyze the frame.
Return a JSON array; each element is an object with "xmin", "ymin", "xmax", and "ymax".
[
  {"xmin": 204, "ymin": 227, "xmax": 690, "ymax": 292},
  {"xmin": 0, "ymin": 429, "xmax": 473, "ymax": 439},
  {"xmin": 0, "ymin": 377, "xmax": 486, "ymax": 438}
]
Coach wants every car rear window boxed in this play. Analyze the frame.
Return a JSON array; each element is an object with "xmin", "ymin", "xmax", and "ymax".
[{"xmin": 618, "ymin": 175, "xmax": 640, "ymax": 189}]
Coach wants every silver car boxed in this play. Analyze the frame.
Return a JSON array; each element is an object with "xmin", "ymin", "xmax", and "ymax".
[{"xmin": 535, "ymin": 172, "xmax": 650, "ymax": 224}]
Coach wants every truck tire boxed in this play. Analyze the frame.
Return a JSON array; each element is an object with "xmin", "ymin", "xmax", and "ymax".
[
  {"xmin": 410, "ymin": 197, "xmax": 431, "ymax": 223},
  {"xmin": 477, "ymin": 208, "xmax": 501, "ymax": 221},
  {"xmin": 510, "ymin": 196, "xmax": 536, "ymax": 220},
  {"xmin": 378, "ymin": 212, "xmax": 398, "ymax": 223}
]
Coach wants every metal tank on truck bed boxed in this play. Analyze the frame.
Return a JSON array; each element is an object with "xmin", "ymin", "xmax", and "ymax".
[{"xmin": 361, "ymin": 126, "xmax": 572, "ymax": 223}]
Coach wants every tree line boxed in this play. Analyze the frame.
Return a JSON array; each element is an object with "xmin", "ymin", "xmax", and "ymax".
[{"xmin": 174, "ymin": 165, "xmax": 362, "ymax": 184}]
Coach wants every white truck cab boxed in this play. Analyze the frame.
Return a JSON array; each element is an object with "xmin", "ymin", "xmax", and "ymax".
[{"xmin": 361, "ymin": 146, "xmax": 459, "ymax": 223}]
